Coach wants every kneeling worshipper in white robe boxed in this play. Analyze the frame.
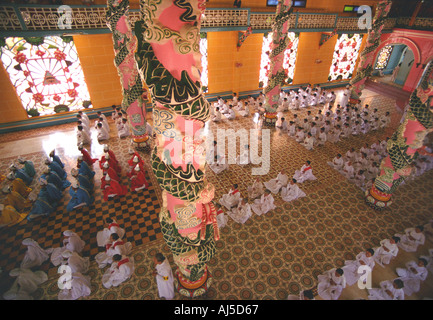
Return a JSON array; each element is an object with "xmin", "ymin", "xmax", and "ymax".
[
  {"xmin": 293, "ymin": 161, "xmax": 317, "ymax": 183},
  {"xmin": 287, "ymin": 289, "xmax": 315, "ymax": 300},
  {"xmin": 317, "ymin": 268, "xmax": 346, "ymax": 300},
  {"xmin": 327, "ymin": 154, "xmax": 344, "ymax": 171},
  {"xmin": 238, "ymin": 102, "xmax": 250, "ymax": 117},
  {"xmin": 396, "ymin": 226, "xmax": 425, "ymax": 252},
  {"xmin": 96, "ymin": 122, "xmax": 110, "ymax": 141},
  {"xmin": 153, "ymin": 253, "xmax": 175, "ymax": 300},
  {"xmin": 342, "ymin": 161, "xmax": 355, "ymax": 180},
  {"xmin": 368, "ymin": 279, "xmax": 405, "ymax": 300},
  {"xmin": 227, "ymin": 198, "xmax": 253, "ymax": 224},
  {"xmin": 264, "ymin": 170, "xmax": 289, "ymax": 194},
  {"xmin": 294, "ymin": 127, "xmax": 305, "ymax": 143},
  {"xmin": 96, "ymin": 217, "xmax": 125, "ymax": 247},
  {"xmin": 280, "ymin": 178, "xmax": 306, "ymax": 203},
  {"xmin": 251, "ymin": 190, "xmax": 276, "ymax": 216},
  {"xmin": 60, "ymin": 250, "xmax": 89, "ymax": 275},
  {"xmin": 117, "ymin": 118, "xmax": 130, "ymax": 138},
  {"xmin": 58, "ymin": 272, "xmax": 91, "ymax": 300},
  {"xmin": 301, "ymin": 132, "xmax": 315, "ymax": 150},
  {"xmin": 3, "ymin": 268, "xmax": 48, "ymax": 300},
  {"xmin": 95, "ymin": 233, "xmax": 133, "ymax": 268},
  {"xmin": 236, "ymin": 144, "xmax": 250, "ymax": 166},
  {"xmin": 374, "ymin": 236, "xmax": 400, "ymax": 267},
  {"xmin": 219, "ymin": 184, "xmax": 241, "ymax": 210},
  {"xmin": 224, "ymin": 105, "xmax": 236, "ymax": 120},
  {"xmin": 20, "ymin": 238, "xmax": 52, "ymax": 269},
  {"xmin": 247, "ymin": 178, "xmax": 265, "ymax": 200},
  {"xmin": 102, "ymin": 254, "xmax": 134, "ymax": 289},
  {"xmin": 215, "ymin": 203, "xmax": 228, "ymax": 229},
  {"xmin": 209, "ymin": 155, "xmax": 228, "ymax": 174},
  {"xmin": 51, "ymin": 230, "xmax": 86, "ymax": 266},
  {"xmin": 342, "ymin": 248, "xmax": 375, "ymax": 286},
  {"xmin": 212, "ymin": 107, "xmax": 222, "ymax": 122},
  {"xmin": 396, "ymin": 258, "xmax": 429, "ymax": 296}
]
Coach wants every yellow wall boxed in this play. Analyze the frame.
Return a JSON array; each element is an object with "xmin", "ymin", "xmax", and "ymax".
[
  {"xmin": 73, "ymin": 34, "xmax": 123, "ymax": 109},
  {"xmin": 0, "ymin": 63, "xmax": 28, "ymax": 124}
]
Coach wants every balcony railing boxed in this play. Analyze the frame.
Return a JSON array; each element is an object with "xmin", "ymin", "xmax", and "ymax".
[{"xmin": 0, "ymin": 3, "xmax": 432, "ymax": 36}]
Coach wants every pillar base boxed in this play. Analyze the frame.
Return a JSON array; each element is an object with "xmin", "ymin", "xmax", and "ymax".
[
  {"xmin": 131, "ymin": 135, "xmax": 151, "ymax": 152},
  {"xmin": 365, "ymin": 185, "xmax": 393, "ymax": 210},
  {"xmin": 174, "ymin": 266, "xmax": 213, "ymax": 298},
  {"xmin": 263, "ymin": 112, "xmax": 277, "ymax": 127}
]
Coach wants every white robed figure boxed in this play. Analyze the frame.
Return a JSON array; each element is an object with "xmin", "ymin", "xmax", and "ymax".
[
  {"xmin": 227, "ymin": 199, "xmax": 253, "ymax": 224},
  {"xmin": 247, "ymin": 178, "xmax": 265, "ymax": 200},
  {"xmin": 20, "ymin": 238, "xmax": 52, "ymax": 269},
  {"xmin": 51, "ymin": 230, "xmax": 86, "ymax": 266},
  {"xmin": 396, "ymin": 226, "xmax": 425, "ymax": 252},
  {"xmin": 61, "ymin": 250, "xmax": 90, "ymax": 274},
  {"xmin": 219, "ymin": 184, "xmax": 241, "ymax": 210},
  {"xmin": 96, "ymin": 219, "xmax": 125, "ymax": 247},
  {"xmin": 327, "ymin": 154, "xmax": 344, "ymax": 171},
  {"xmin": 374, "ymin": 237, "xmax": 400, "ymax": 267},
  {"xmin": 58, "ymin": 272, "xmax": 91, "ymax": 300},
  {"xmin": 368, "ymin": 279, "xmax": 405, "ymax": 300},
  {"xmin": 342, "ymin": 249, "xmax": 375, "ymax": 286},
  {"xmin": 102, "ymin": 254, "xmax": 135, "ymax": 289},
  {"xmin": 215, "ymin": 204, "xmax": 228, "ymax": 229},
  {"xmin": 317, "ymin": 268, "xmax": 346, "ymax": 300},
  {"xmin": 153, "ymin": 253, "xmax": 175, "ymax": 300},
  {"xmin": 236, "ymin": 145, "xmax": 250, "ymax": 166},
  {"xmin": 396, "ymin": 258, "xmax": 428, "ymax": 296},
  {"xmin": 293, "ymin": 161, "xmax": 317, "ymax": 183},
  {"xmin": 280, "ymin": 179, "xmax": 306, "ymax": 202},
  {"xmin": 264, "ymin": 170, "xmax": 288, "ymax": 194},
  {"xmin": 251, "ymin": 190, "xmax": 276, "ymax": 216},
  {"xmin": 209, "ymin": 155, "xmax": 229, "ymax": 174},
  {"xmin": 3, "ymin": 268, "xmax": 48, "ymax": 300}
]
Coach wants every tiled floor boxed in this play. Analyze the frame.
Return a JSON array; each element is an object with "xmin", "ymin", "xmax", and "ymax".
[{"xmin": 1, "ymin": 88, "xmax": 433, "ymax": 300}]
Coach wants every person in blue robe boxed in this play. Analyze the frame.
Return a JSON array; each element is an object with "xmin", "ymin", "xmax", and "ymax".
[
  {"xmin": 71, "ymin": 168, "xmax": 94, "ymax": 194},
  {"xmin": 41, "ymin": 167, "xmax": 71, "ymax": 191},
  {"xmin": 27, "ymin": 195, "xmax": 56, "ymax": 220},
  {"xmin": 45, "ymin": 158, "xmax": 67, "ymax": 180},
  {"xmin": 66, "ymin": 183, "xmax": 94, "ymax": 212},
  {"xmin": 9, "ymin": 164, "xmax": 33, "ymax": 185},
  {"xmin": 18, "ymin": 157, "xmax": 36, "ymax": 178},
  {"xmin": 77, "ymin": 156, "xmax": 95, "ymax": 179},
  {"xmin": 50, "ymin": 150, "xmax": 65, "ymax": 168}
]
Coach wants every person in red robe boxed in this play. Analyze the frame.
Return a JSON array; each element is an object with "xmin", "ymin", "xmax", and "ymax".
[
  {"xmin": 102, "ymin": 162, "xmax": 121, "ymax": 182},
  {"xmin": 129, "ymin": 165, "xmax": 149, "ymax": 192},
  {"xmin": 103, "ymin": 145, "xmax": 118, "ymax": 164},
  {"xmin": 78, "ymin": 144, "xmax": 98, "ymax": 167},
  {"xmin": 127, "ymin": 148, "xmax": 143, "ymax": 169},
  {"xmin": 103, "ymin": 175, "xmax": 127, "ymax": 201},
  {"xmin": 99, "ymin": 153, "xmax": 121, "ymax": 175}
]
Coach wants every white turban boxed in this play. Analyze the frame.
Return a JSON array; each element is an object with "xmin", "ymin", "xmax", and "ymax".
[
  {"xmin": 72, "ymin": 181, "xmax": 79, "ymax": 188},
  {"xmin": 7, "ymin": 172, "xmax": 15, "ymax": 180},
  {"xmin": 78, "ymin": 155, "xmax": 83, "ymax": 161},
  {"xmin": 103, "ymin": 145, "xmax": 109, "ymax": 151},
  {"xmin": 39, "ymin": 178, "xmax": 48, "ymax": 186},
  {"xmin": 63, "ymin": 230, "xmax": 76, "ymax": 237},
  {"xmin": 17, "ymin": 156, "xmax": 25, "ymax": 163},
  {"xmin": 61, "ymin": 250, "xmax": 73, "ymax": 259},
  {"xmin": 9, "ymin": 163, "xmax": 17, "ymax": 170},
  {"xmin": 128, "ymin": 148, "xmax": 134, "ymax": 154},
  {"xmin": 71, "ymin": 168, "xmax": 78, "ymax": 176},
  {"xmin": 2, "ymin": 185, "xmax": 11, "ymax": 194}
]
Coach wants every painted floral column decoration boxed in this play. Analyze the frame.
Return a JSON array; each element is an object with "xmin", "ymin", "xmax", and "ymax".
[
  {"xmin": 349, "ymin": 0, "xmax": 392, "ymax": 100},
  {"xmin": 263, "ymin": 0, "xmax": 292, "ymax": 127},
  {"xmin": 106, "ymin": 0, "xmax": 150, "ymax": 149},
  {"xmin": 365, "ymin": 63, "xmax": 433, "ymax": 210},
  {"xmin": 133, "ymin": 0, "xmax": 216, "ymax": 298}
]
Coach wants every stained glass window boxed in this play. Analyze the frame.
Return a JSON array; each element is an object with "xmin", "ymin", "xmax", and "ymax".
[
  {"xmin": 1, "ymin": 36, "xmax": 91, "ymax": 117},
  {"xmin": 199, "ymin": 35, "xmax": 208, "ymax": 92},
  {"xmin": 328, "ymin": 33, "xmax": 363, "ymax": 81},
  {"xmin": 259, "ymin": 32, "xmax": 299, "ymax": 88},
  {"xmin": 375, "ymin": 45, "xmax": 393, "ymax": 70}
]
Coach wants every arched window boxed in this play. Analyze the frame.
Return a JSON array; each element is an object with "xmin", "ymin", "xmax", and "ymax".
[{"xmin": 375, "ymin": 45, "xmax": 394, "ymax": 70}]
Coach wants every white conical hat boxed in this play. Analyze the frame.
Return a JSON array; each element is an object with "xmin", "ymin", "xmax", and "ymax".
[
  {"xmin": 105, "ymin": 175, "xmax": 111, "ymax": 181},
  {"xmin": 103, "ymin": 144, "xmax": 109, "ymax": 151},
  {"xmin": 128, "ymin": 148, "xmax": 134, "ymax": 154},
  {"xmin": 105, "ymin": 152, "xmax": 110, "ymax": 159},
  {"xmin": 103, "ymin": 162, "xmax": 109, "ymax": 168},
  {"xmin": 134, "ymin": 164, "xmax": 140, "ymax": 171},
  {"xmin": 133, "ymin": 155, "xmax": 138, "ymax": 162}
]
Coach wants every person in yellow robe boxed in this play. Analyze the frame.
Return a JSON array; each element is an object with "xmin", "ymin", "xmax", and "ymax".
[
  {"xmin": 2, "ymin": 186, "xmax": 30, "ymax": 212},
  {"xmin": 0, "ymin": 204, "xmax": 27, "ymax": 228},
  {"xmin": 7, "ymin": 173, "xmax": 32, "ymax": 198}
]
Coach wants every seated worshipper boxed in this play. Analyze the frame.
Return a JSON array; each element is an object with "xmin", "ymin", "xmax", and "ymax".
[
  {"xmin": 310, "ymin": 122, "xmax": 318, "ymax": 138},
  {"xmin": 342, "ymin": 248, "xmax": 375, "ymax": 286},
  {"xmin": 99, "ymin": 152, "xmax": 121, "ymax": 175},
  {"xmin": 66, "ymin": 181, "xmax": 94, "ymax": 212},
  {"xmin": 6, "ymin": 172, "xmax": 32, "ymax": 198},
  {"xmin": 342, "ymin": 161, "xmax": 355, "ymax": 180},
  {"xmin": 27, "ymin": 187, "xmax": 60, "ymax": 221},
  {"xmin": 293, "ymin": 161, "xmax": 317, "ymax": 183},
  {"xmin": 396, "ymin": 226, "xmax": 425, "ymax": 252},
  {"xmin": 76, "ymin": 125, "xmax": 91, "ymax": 146},
  {"xmin": 17, "ymin": 156, "xmax": 36, "ymax": 178},
  {"xmin": 212, "ymin": 107, "xmax": 222, "ymax": 122},
  {"xmin": 224, "ymin": 105, "xmax": 236, "ymax": 120},
  {"xmin": 102, "ymin": 254, "xmax": 135, "ymax": 289},
  {"xmin": 44, "ymin": 157, "xmax": 66, "ymax": 180},
  {"xmin": 20, "ymin": 238, "xmax": 52, "ymax": 269},
  {"xmin": 220, "ymin": 100, "xmax": 229, "ymax": 114},
  {"xmin": 327, "ymin": 154, "xmax": 344, "ymax": 171},
  {"xmin": 294, "ymin": 127, "xmax": 305, "ymax": 143},
  {"xmin": 219, "ymin": 184, "xmax": 241, "ymax": 210},
  {"xmin": 9, "ymin": 163, "xmax": 32, "ymax": 186},
  {"xmin": 264, "ymin": 170, "xmax": 289, "ymax": 194},
  {"xmin": 352, "ymin": 121, "xmax": 362, "ymax": 136},
  {"xmin": 153, "ymin": 253, "xmax": 175, "ymax": 300},
  {"xmin": 251, "ymin": 189, "xmax": 276, "ymax": 216},
  {"xmin": 2, "ymin": 185, "xmax": 30, "ymax": 212},
  {"xmin": 344, "ymin": 147, "xmax": 357, "ymax": 163},
  {"xmin": 117, "ymin": 118, "xmax": 130, "ymax": 139},
  {"xmin": 96, "ymin": 122, "xmax": 110, "ymax": 141},
  {"xmin": 129, "ymin": 164, "xmax": 149, "ymax": 192},
  {"xmin": 2, "ymin": 268, "xmax": 48, "ymax": 301},
  {"xmin": 78, "ymin": 144, "xmax": 98, "ymax": 167},
  {"xmin": 102, "ymin": 144, "xmax": 121, "ymax": 167},
  {"xmin": 111, "ymin": 105, "xmax": 119, "ymax": 121},
  {"xmin": 209, "ymin": 154, "xmax": 229, "ymax": 174},
  {"xmin": 95, "ymin": 233, "xmax": 132, "ymax": 268},
  {"xmin": 77, "ymin": 155, "xmax": 96, "ymax": 179},
  {"xmin": 37, "ymin": 177, "xmax": 62, "ymax": 205},
  {"xmin": 97, "ymin": 217, "xmax": 125, "ymax": 247},
  {"xmin": 301, "ymin": 119, "xmax": 311, "ymax": 133},
  {"xmin": 317, "ymin": 268, "xmax": 346, "ymax": 300},
  {"xmin": 396, "ymin": 258, "xmax": 429, "ymax": 296},
  {"xmin": 301, "ymin": 132, "xmax": 315, "ymax": 151},
  {"xmin": 327, "ymin": 126, "xmax": 341, "ymax": 144},
  {"xmin": 352, "ymin": 169, "xmax": 366, "ymax": 189},
  {"xmin": 316, "ymin": 127, "xmax": 327, "ymax": 146},
  {"xmin": 280, "ymin": 178, "xmax": 306, "ymax": 203},
  {"xmin": 227, "ymin": 198, "xmax": 253, "ymax": 225},
  {"xmin": 247, "ymin": 178, "xmax": 265, "ymax": 200},
  {"xmin": 236, "ymin": 144, "xmax": 250, "ymax": 166},
  {"xmin": 71, "ymin": 168, "xmax": 93, "ymax": 194},
  {"xmin": 340, "ymin": 123, "xmax": 351, "ymax": 138},
  {"xmin": 76, "ymin": 114, "xmax": 90, "ymax": 132},
  {"xmin": 115, "ymin": 113, "xmax": 124, "ymax": 129},
  {"xmin": 102, "ymin": 175, "xmax": 128, "ymax": 201},
  {"xmin": 239, "ymin": 102, "xmax": 250, "ymax": 117},
  {"xmin": 215, "ymin": 203, "xmax": 228, "ymax": 229},
  {"xmin": 276, "ymin": 117, "xmax": 288, "ymax": 133},
  {"xmin": 102, "ymin": 162, "xmax": 121, "ymax": 183},
  {"xmin": 50, "ymin": 230, "xmax": 86, "ymax": 266},
  {"xmin": 374, "ymin": 236, "xmax": 400, "ymax": 267},
  {"xmin": 380, "ymin": 111, "xmax": 391, "ymax": 128},
  {"xmin": 288, "ymin": 121, "xmax": 296, "ymax": 137},
  {"xmin": 57, "ymin": 272, "xmax": 91, "ymax": 301},
  {"xmin": 41, "ymin": 167, "xmax": 70, "ymax": 191},
  {"xmin": 96, "ymin": 110, "xmax": 109, "ymax": 128},
  {"xmin": 368, "ymin": 279, "xmax": 405, "ymax": 300},
  {"xmin": 49, "ymin": 149, "xmax": 65, "ymax": 168},
  {"xmin": 287, "ymin": 289, "xmax": 315, "ymax": 301},
  {"xmin": 0, "ymin": 204, "xmax": 27, "ymax": 228},
  {"xmin": 291, "ymin": 96, "xmax": 300, "ymax": 110},
  {"xmin": 60, "ymin": 250, "xmax": 90, "ymax": 275}
]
